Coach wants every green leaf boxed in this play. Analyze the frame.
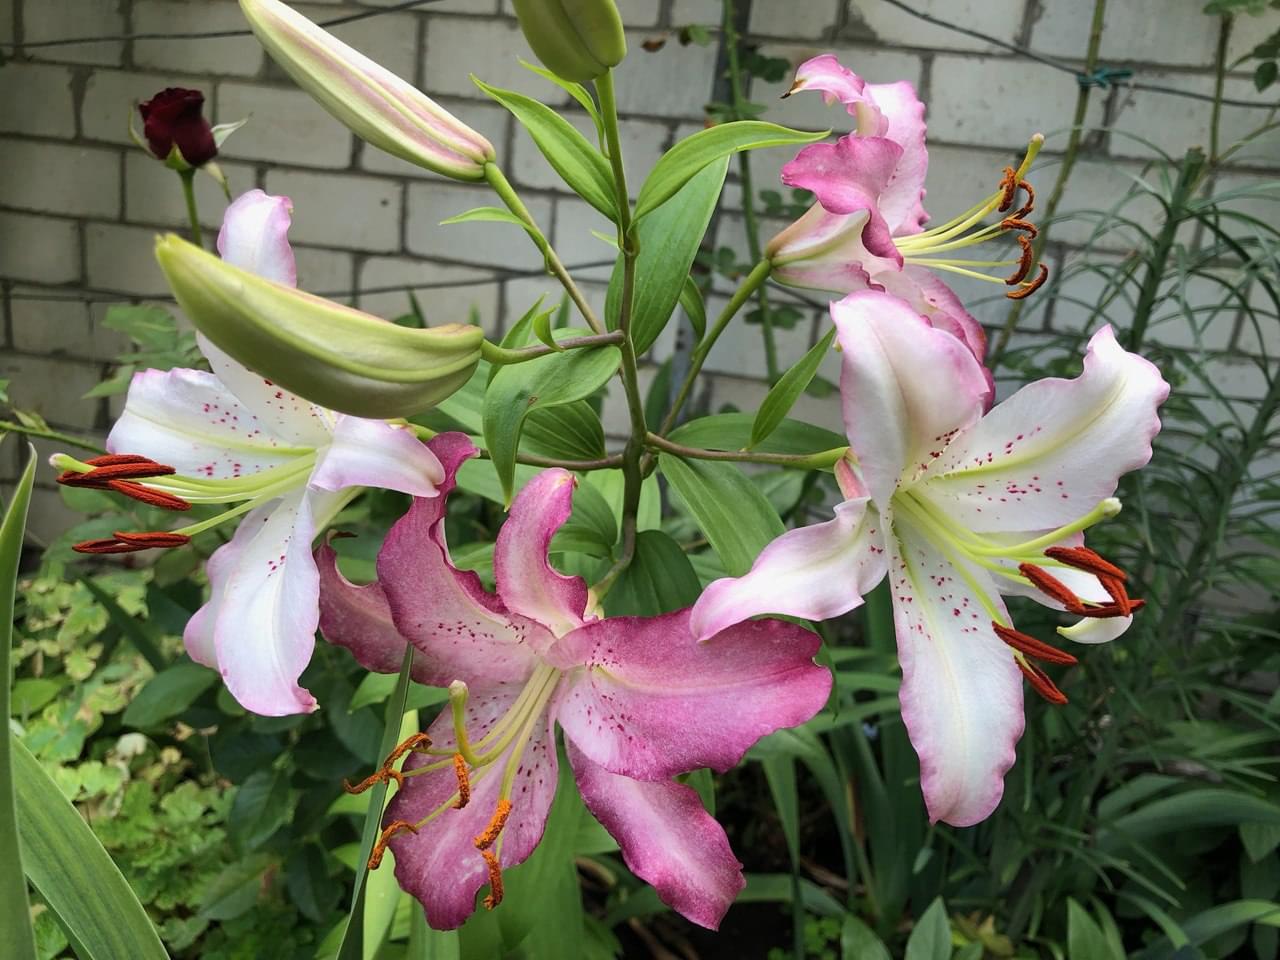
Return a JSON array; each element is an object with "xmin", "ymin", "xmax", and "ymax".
[
  {"xmin": 659, "ymin": 455, "xmax": 784, "ymax": 575},
  {"xmin": 334, "ymin": 648, "xmax": 417, "ymax": 960},
  {"xmin": 200, "ymin": 853, "xmax": 272, "ymax": 921},
  {"xmin": 10, "ymin": 677, "xmax": 63, "ymax": 716},
  {"xmin": 483, "ymin": 329, "xmax": 620, "ymax": 504},
  {"xmin": 751, "ymin": 327, "xmax": 836, "ymax": 448},
  {"xmin": 635, "ymin": 120, "xmax": 828, "ymax": 219},
  {"xmin": 1256, "ymin": 59, "xmax": 1278, "ymax": 91},
  {"xmin": 474, "ymin": 77, "xmax": 616, "ymax": 220},
  {"xmin": 904, "ymin": 896, "xmax": 951, "ymax": 960},
  {"xmin": 523, "ymin": 401, "xmax": 607, "ymax": 463},
  {"xmin": 552, "ymin": 478, "xmax": 617, "ymax": 559},
  {"xmin": 841, "ymin": 915, "xmax": 891, "ymax": 960},
  {"xmin": 679, "ymin": 276, "xmax": 707, "ymax": 342},
  {"xmin": 762, "ymin": 756, "xmax": 800, "ymax": 865},
  {"xmin": 13, "ymin": 737, "xmax": 168, "ymax": 959},
  {"xmin": 605, "ymin": 157, "xmax": 728, "ymax": 354},
  {"xmin": 1067, "ymin": 898, "xmax": 1120, "ymax": 960},
  {"xmin": 440, "ymin": 205, "xmax": 539, "ymax": 234},
  {"xmin": 531, "ymin": 303, "xmax": 562, "ymax": 351},
  {"xmin": 78, "ymin": 576, "xmax": 167, "ymax": 671},
  {"xmin": 669, "ymin": 412, "xmax": 845, "ymax": 456},
  {"xmin": 604, "ymin": 530, "xmax": 701, "ymax": 616},
  {"xmin": 1, "ymin": 445, "xmax": 37, "ymax": 960},
  {"xmin": 229, "ymin": 767, "xmax": 292, "ymax": 851},
  {"xmin": 1099, "ymin": 789, "xmax": 1280, "ymax": 849},
  {"xmin": 123, "ymin": 661, "xmax": 217, "ymax": 728},
  {"xmin": 519, "ymin": 58, "xmax": 604, "ymax": 141}
]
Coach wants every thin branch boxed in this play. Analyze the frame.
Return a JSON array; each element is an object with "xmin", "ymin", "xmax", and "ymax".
[
  {"xmin": 644, "ymin": 431, "xmax": 846, "ymax": 469},
  {"xmin": 0, "ymin": 420, "xmax": 105, "ymax": 453}
]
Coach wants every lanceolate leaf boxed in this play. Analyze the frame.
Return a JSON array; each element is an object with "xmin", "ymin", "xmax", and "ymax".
[
  {"xmin": 659, "ymin": 454, "xmax": 784, "ymax": 576},
  {"xmin": 13, "ymin": 737, "xmax": 168, "ymax": 960},
  {"xmin": 1, "ymin": 444, "xmax": 37, "ymax": 960},
  {"xmin": 474, "ymin": 77, "xmax": 616, "ymax": 220},
  {"xmin": 635, "ymin": 120, "xmax": 828, "ymax": 220},
  {"xmin": 519, "ymin": 58, "xmax": 604, "ymax": 142},
  {"xmin": 604, "ymin": 530, "xmax": 701, "ymax": 617},
  {"xmin": 750, "ymin": 326, "xmax": 836, "ymax": 448},
  {"xmin": 668, "ymin": 412, "xmax": 845, "ymax": 456},
  {"xmin": 606, "ymin": 157, "xmax": 728, "ymax": 354},
  {"xmin": 523, "ymin": 402, "xmax": 607, "ymax": 463},
  {"xmin": 483, "ymin": 330, "xmax": 620, "ymax": 503},
  {"xmin": 678, "ymin": 275, "xmax": 707, "ymax": 343}
]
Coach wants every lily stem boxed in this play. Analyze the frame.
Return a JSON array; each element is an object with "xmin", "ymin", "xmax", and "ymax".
[
  {"xmin": 0, "ymin": 420, "xmax": 105, "ymax": 453},
  {"xmin": 484, "ymin": 162, "xmax": 605, "ymax": 335},
  {"xmin": 594, "ymin": 67, "xmax": 647, "ymax": 595},
  {"xmin": 480, "ymin": 330, "xmax": 623, "ymax": 365},
  {"xmin": 644, "ymin": 432, "xmax": 847, "ymax": 469},
  {"xmin": 178, "ymin": 168, "xmax": 203, "ymax": 248},
  {"xmin": 722, "ymin": 0, "xmax": 779, "ymax": 382}
]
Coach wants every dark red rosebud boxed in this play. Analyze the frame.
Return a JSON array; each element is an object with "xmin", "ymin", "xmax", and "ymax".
[{"xmin": 138, "ymin": 88, "xmax": 218, "ymax": 167}]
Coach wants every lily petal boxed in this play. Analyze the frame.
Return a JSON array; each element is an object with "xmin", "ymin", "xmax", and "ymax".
[
  {"xmin": 690, "ymin": 497, "xmax": 887, "ymax": 640},
  {"xmin": 791, "ymin": 54, "xmax": 867, "ymax": 106},
  {"xmin": 888, "ymin": 509, "xmax": 1024, "ymax": 827},
  {"xmin": 875, "ymin": 264, "xmax": 986, "ymax": 365},
  {"xmin": 378, "ymin": 434, "xmax": 544, "ymax": 686},
  {"xmin": 310, "ymin": 416, "xmax": 444, "ymax": 496},
  {"xmin": 211, "ymin": 489, "xmax": 326, "ymax": 715},
  {"xmin": 1057, "ymin": 614, "xmax": 1132, "ymax": 645},
  {"xmin": 315, "ymin": 542, "xmax": 437, "ymax": 682},
  {"xmin": 782, "ymin": 135, "xmax": 905, "ymax": 266},
  {"xmin": 107, "ymin": 367, "xmax": 302, "ymax": 478},
  {"xmin": 216, "ymin": 189, "xmax": 297, "ymax": 287},
  {"xmin": 388, "ymin": 683, "xmax": 559, "ymax": 930},
  {"xmin": 567, "ymin": 741, "xmax": 744, "ymax": 931},
  {"xmin": 551, "ymin": 609, "xmax": 831, "ymax": 780},
  {"xmin": 184, "ymin": 522, "xmax": 244, "ymax": 667},
  {"xmin": 493, "ymin": 469, "xmax": 590, "ymax": 638},
  {"xmin": 922, "ymin": 326, "xmax": 1170, "ymax": 532},
  {"xmin": 832, "ymin": 290, "xmax": 989, "ymax": 504},
  {"xmin": 865, "ymin": 81, "xmax": 929, "ymax": 235}
]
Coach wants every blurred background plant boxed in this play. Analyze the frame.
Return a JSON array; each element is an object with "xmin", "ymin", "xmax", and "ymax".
[{"xmin": 3, "ymin": 0, "xmax": 1280, "ymax": 958}]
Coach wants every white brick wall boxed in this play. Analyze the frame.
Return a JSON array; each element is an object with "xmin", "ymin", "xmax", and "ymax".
[{"xmin": 1, "ymin": 0, "xmax": 1277, "ymax": 541}]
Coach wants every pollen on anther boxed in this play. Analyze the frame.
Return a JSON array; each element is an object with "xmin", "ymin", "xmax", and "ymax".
[
  {"xmin": 452, "ymin": 754, "xmax": 471, "ymax": 809},
  {"xmin": 474, "ymin": 799, "xmax": 513, "ymax": 851},
  {"xmin": 481, "ymin": 849, "xmax": 504, "ymax": 910}
]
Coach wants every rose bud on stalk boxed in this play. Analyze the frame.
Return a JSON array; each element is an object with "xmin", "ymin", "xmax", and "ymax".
[{"xmin": 137, "ymin": 88, "xmax": 218, "ymax": 168}]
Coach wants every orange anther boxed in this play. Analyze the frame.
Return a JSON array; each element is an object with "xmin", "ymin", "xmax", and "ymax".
[
  {"xmin": 997, "ymin": 165, "xmax": 1019, "ymax": 212},
  {"xmin": 1016, "ymin": 659, "xmax": 1069, "ymax": 705},
  {"xmin": 474, "ymin": 800, "xmax": 513, "ymax": 851},
  {"xmin": 1001, "ymin": 216, "xmax": 1038, "ymax": 239},
  {"xmin": 1019, "ymin": 563, "xmax": 1086, "ymax": 613},
  {"xmin": 342, "ymin": 733, "xmax": 433, "ymax": 795},
  {"xmin": 1014, "ymin": 178, "xmax": 1036, "ymax": 218},
  {"xmin": 73, "ymin": 530, "xmax": 191, "ymax": 554},
  {"xmin": 452, "ymin": 754, "xmax": 471, "ymax": 809},
  {"xmin": 1006, "ymin": 234, "xmax": 1035, "ymax": 286},
  {"xmin": 993, "ymin": 623, "xmax": 1078, "ymax": 665},
  {"xmin": 1006, "ymin": 263, "xmax": 1049, "ymax": 300},
  {"xmin": 1043, "ymin": 546, "xmax": 1127, "ymax": 582},
  {"xmin": 481, "ymin": 848, "xmax": 504, "ymax": 910},
  {"xmin": 105, "ymin": 480, "xmax": 192, "ymax": 511},
  {"xmin": 368, "ymin": 819, "xmax": 419, "ymax": 870},
  {"xmin": 386, "ymin": 732, "xmax": 433, "ymax": 765}
]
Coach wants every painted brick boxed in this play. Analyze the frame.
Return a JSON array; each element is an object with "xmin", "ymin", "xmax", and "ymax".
[
  {"xmin": 612, "ymin": 32, "xmax": 720, "ymax": 117},
  {"xmin": 1050, "ymin": 156, "xmax": 1167, "ymax": 251},
  {"xmin": 0, "ymin": 140, "xmax": 121, "ymax": 218},
  {"xmin": 133, "ymin": 0, "xmax": 264, "ymax": 77},
  {"xmin": 25, "ymin": 485, "xmax": 105, "ymax": 544},
  {"xmin": 0, "ymin": 211, "xmax": 80, "ymax": 283},
  {"xmin": 1227, "ymin": 10, "xmax": 1280, "ymax": 66},
  {"xmin": 424, "ymin": 17, "xmax": 551, "ymax": 101},
  {"xmin": 551, "ymin": 196, "xmax": 617, "ymax": 268},
  {"xmin": 360, "ymin": 99, "xmax": 509, "ymax": 179},
  {"xmin": 1029, "ymin": 0, "xmax": 1217, "ymax": 68},
  {"xmin": 23, "ymin": 0, "xmax": 124, "ymax": 66},
  {"xmin": 511, "ymin": 110, "xmax": 667, "ymax": 193},
  {"xmin": 263, "ymin": 169, "xmax": 401, "ymax": 251},
  {"xmin": 504, "ymin": 276, "xmax": 609, "ymax": 335},
  {"xmin": 0, "ymin": 0, "xmax": 12, "ymax": 44},
  {"xmin": 216, "ymin": 82, "xmax": 354, "ymax": 168},
  {"xmin": 0, "ymin": 64, "xmax": 76, "ymax": 138},
  {"xmin": 289, "ymin": 246, "xmax": 356, "ymax": 302},
  {"xmin": 85, "ymin": 222, "xmax": 170, "ymax": 294},
  {"xmin": 11, "ymin": 291, "xmax": 129, "ymax": 359},
  {"xmin": 124, "ymin": 153, "xmax": 258, "ymax": 229},
  {"xmin": 294, "ymin": 5, "xmax": 420, "ymax": 84},
  {"xmin": 844, "ymin": 0, "xmax": 1025, "ymax": 54},
  {"xmin": 358, "ymin": 257, "xmax": 501, "ymax": 334},
  {"xmin": 928, "ymin": 55, "xmax": 1105, "ymax": 149},
  {"xmin": 81, "ymin": 70, "xmax": 205, "ymax": 146},
  {"xmin": 0, "ymin": 352, "xmax": 105, "ymax": 429},
  {"xmin": 749, "ymin": 0, "xmax": 840, "ymax": 39},
  {"xmin": 670, "ymin": 0, "xmax": 721, "ymax": 25},
  {"xmin": 406, "ymin": 180, "xmax": 551, "ymax": 268}
]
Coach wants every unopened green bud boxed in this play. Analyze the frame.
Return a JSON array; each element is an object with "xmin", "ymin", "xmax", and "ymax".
[
  {"xmin": 512, "ymin": 0, "xmax": 626, "ymax": 83},
  {"xmin": 155, "ymin": 235, "xmax": 483, "ymax": 419}
]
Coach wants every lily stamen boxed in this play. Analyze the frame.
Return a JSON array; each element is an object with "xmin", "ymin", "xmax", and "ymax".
[
  {"xmin": 73, "ymin": 530, "xmax": 192, "ymax": 554},
  {"xmin": 993, "ymin": 623, "xmax": 1078, "ymax": 665},
  {"xmin": 369, "ymin": 820, "xmax": 419, "ymax": 870},
  {"xmin": 474, "ymin": 799, "xmax": 513, "ymax": 851},
  {"xmin": 343, "ymin": 732, "xmax": 433, "ymax": 794},
  {"xmin": 452, "ymin": 754, "xmax": 471, "ymax": 809},
  {"xmin": 1016, "ymin": 659, "xmax": 1069, "ymax": 705},
  {"xmin": 481, "ymin": 849, "xmax": 504, "ymax": 910}
]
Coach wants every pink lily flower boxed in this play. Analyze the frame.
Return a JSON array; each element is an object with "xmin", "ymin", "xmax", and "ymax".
[
  {"xmin": 91, "ymin": 190, "xmax": 443, "ymax": 715},
  {"xmin": 691, "ymin": 290, "xmax": 1169, "ymax": 827},
  {"xmin": 767, "ymin": 55, "xmax": 1049, "ymax": 363},
  {"xmin": 317, "ymin": 434, "xmax": 832, "ymax": 930}
]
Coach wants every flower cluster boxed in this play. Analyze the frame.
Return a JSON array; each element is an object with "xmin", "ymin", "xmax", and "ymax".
[{"xmin": 56, "ymin": 1, "xmax": 1169, "ymax": 935}]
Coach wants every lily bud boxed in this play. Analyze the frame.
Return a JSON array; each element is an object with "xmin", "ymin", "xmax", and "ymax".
[
  {"xmin": 511, "ymin": 0, "xmax": 626, "ymax": 83},
  {"xmin": 239, "ymin": 0, "xmax": 495, "ymax": 180},
  {"xmin": 155, "ymin": 234, "xmax": 483, "ymax": 418}
]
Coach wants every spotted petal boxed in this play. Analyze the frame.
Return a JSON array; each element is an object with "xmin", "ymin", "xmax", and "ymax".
[
  {"xmin": 387, "ymin": 682, "xmax": 560, "ymax": 930},
  {"xmin": 920, "ymin": 325, "xmax": 1169, "ymax": 532},
  {"xmin": 550, "ymin": 609, "xmax": 831, "ymax": 781},
  {"xmin": 567, "ymin": 742, "xmax": 744, "ymax": 930},
  {"xmin": 888, "ymin": 509, "xmax": 1024, "ymax": 827},
  {"xmin": 832, "ymin": 290, "xmax": 990, "ymax": 505},
  {"xmin": 690, "ymin": 497, "xmax": 886, "ymax": 640}
]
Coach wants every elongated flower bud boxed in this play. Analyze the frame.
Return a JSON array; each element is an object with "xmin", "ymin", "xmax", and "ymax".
[
  {"xmin": 511, "ymin": 0, "xmax": 626, "ymax": 83},
  {"xmin": 155, "ymin": 234, "xmax": 483, "ymax": 418},
  {"xmin": 240, "ymin": 0, "xmax": 494, "ymax": 180}
]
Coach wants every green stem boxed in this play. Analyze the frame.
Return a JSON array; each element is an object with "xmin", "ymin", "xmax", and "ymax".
[
  {"xmin": 178, "ymin": 168, "xmax": 203, "ymax": 248},
  {"xmin": 657, "ymin": 259, "xmax": 772, "ymax": 436},
  {"xmin": 644, "ymin": 432, "xmax": 846, "ymax": 469},
  {"xmin": 990, "ymin": 0, "xmax": 1107, "ymax": 364},
  {"xmin": 722, "ymin": 0, "xmax": 778, "ymax": 381},
  {"xmin": 480, "ymin": 330, "xmax": 623, "ymax": 365},
  {"xmin": 1210, "ymin": 15, "xmax": 1232, "ymax": 166},
  {"xmin": 408, "ymin": 424, "xmax": 623, "ymax": 471},
  {"xmin": 484, "ymin": 162, "xmax": 605, "ymax": 335},
  {"xmin": 0, "ymin": 420, "xmax": 104, "ymax": 453}
]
